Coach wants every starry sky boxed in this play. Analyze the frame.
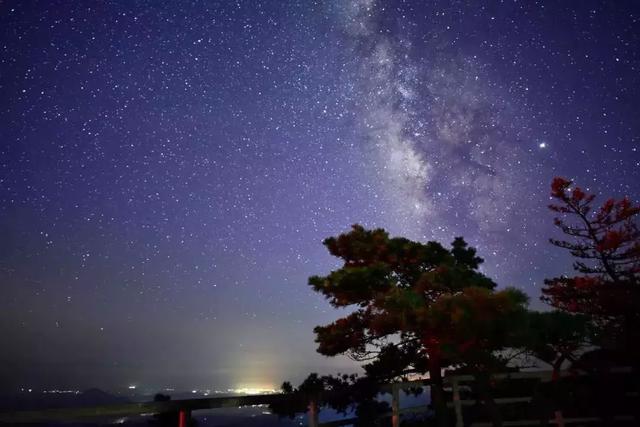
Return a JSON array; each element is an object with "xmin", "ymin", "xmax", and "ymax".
[{"xmin": 1, "ymin": 0, "xmax": 639, "ymax": 393}]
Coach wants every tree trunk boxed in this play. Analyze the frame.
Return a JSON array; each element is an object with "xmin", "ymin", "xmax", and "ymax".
[
  {"xmin": 429, "ymin": 360, "xmax": 448, "ymax": 427},
  {"xmin": 551, "ymin": 357, "xmax": 564, "ymax": 382},
  {"xmin": 551, "ymin": 357, "xmax": 565, "ymax": 426},
  {"xmin": 476, "ymin": 372, "xmax": 502, "ymax": 427}
]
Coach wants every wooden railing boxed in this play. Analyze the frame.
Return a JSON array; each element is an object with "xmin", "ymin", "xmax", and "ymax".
[
  {"xmin": 312, "ymin": 369, "xmax": 638, "ymax": 427},
  {"xmin": 0, "ymin": 369, "xmax": 636, "ymax": 427}
]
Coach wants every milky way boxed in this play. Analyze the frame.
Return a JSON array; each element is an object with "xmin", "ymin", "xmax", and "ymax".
[{"xmin": 1, "ymin": 0, "xmax": 639, "ymax": 391}]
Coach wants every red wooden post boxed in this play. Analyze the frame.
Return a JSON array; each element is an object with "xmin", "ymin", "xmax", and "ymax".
[
  {"xmin": 553, "ymin": 410, "xmax": 565, "ymax": 427},
  {"xmin": 178, "ymin": 408, "xmax": 191, "ymax": 427},
  {"xmin": 452, "ymin": 377, "xmax": 464, "ymax": 427},
  {"xmin": 391, "ymin": 383, "xmax": 400, "ymax": 427},
  {"xmin": 308, "ymin": 399, "xmax": 319, "ymax": 427}
]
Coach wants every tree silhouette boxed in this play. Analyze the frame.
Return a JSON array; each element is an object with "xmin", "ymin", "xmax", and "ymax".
[
  {"xmin": 542, "ymin": 177, "xmax": 640, "ymax": 360},
  {"xmin": 271, "ymin": 373, "xmax": 387, "ymax": 426},
  {"xmin": 524, "ymin": 311, "xmax": 591, "ymax": 379},
  {"xmin": 309, "ymin": 225, "xmax": 529, "ymax": 426}
]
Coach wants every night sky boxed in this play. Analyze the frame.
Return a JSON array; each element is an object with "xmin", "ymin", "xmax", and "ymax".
[{"xmin": 1, "ymin": 0, "xmax": 639, "ymax": 393}]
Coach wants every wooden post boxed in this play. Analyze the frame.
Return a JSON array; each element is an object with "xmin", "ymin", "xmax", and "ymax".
[
  {"xmin": 391, "ymin": 383, "xmax": 400, "ymax": 427},
  {"xmin": 452, "ymin": 378, "xmax": 464, "ymax": 427},
  {"xmin": 308, "ymin": 399, "xmax": 319, "ymax": 427},
  {"xmin": 178, "ymin": 408, "xmax": 191, "ymax": 427},
  {"xmin": 551, "ymin": 365, "xmax": 565, "ymax": 427}
]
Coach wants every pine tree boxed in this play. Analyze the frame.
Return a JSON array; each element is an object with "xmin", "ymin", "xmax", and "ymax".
[
  {"xmin": 309, "ymin": 225, "xmax": 528, "ymax": 426},
  {"xmin": 542, "ymin": 177, "xmax": 640, "ymax": 360},
  {"xmin": 525, "ymin": 311, "xmax": 591, "ymax": 379}
]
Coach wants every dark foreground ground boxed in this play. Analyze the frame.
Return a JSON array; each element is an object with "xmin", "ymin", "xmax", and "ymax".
[{"xmin": 0, "ymin": 389, "xmax": 431, "ymax": 426}]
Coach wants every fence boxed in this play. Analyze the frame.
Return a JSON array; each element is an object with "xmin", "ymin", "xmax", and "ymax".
[{"xmin": 0, "ymin": 368, "xmax": 637, "ymax": 427}]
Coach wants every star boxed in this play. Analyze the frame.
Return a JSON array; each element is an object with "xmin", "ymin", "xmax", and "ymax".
[{"xmin": 0, "ymin": 0, "xmax": 638, "ymax": 393}]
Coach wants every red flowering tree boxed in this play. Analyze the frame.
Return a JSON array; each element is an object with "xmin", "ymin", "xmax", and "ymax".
[
  {"xmin": 542, "ymin": 177, "xmax": 640, "ymax": 357},
  {"xmin": 310, "ymin": 225, "xmax": 529, "ymax": 426}
]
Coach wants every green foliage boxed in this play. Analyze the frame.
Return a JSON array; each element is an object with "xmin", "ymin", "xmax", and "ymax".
[
  {"xmin": 524, "ymin": 311, "xmax": 591, "ymax": 369},
  {"xmin": 363, "ymin": 342, "xmax": 425, "ymax": 381},
  {"xmin": 310, "ymin": 225, "xmax": 525, "ymax": 371},
  {"xmin": 280, "ymin": 381, "xmax": 293, "ymax": 394},
  {"xmin": 270, "ymin": 372, "xmax": 388, "ymax": 425},
  {"xmin": 308, "ymin": 225, "xmax": 530, "ymax": 425},
  {"xmin": 424, "ymin": 286, "xmax": 530, "ymax": 369}
]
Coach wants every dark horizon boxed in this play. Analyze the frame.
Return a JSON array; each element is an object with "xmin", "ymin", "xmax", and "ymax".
[{"xmin": 1, "ymin": 0, "xmax": 639, "ymax": 393}]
